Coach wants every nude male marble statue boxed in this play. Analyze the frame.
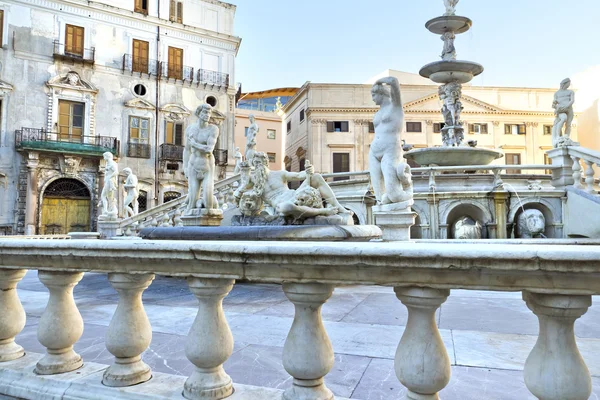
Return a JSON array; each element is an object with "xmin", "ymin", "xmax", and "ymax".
[
  {"xmin": 100, "ymin": 152, "xmax": 118, "ymax": 218},
  {"xmin": 552, "ymin": 78, "xmax": 576, "ymax": 148},
  {"xmin": 444, "ymin": 0, "xmax": 459, "ymax": 15},
  {"xmin": 245, "ymin": 115, "xmax": 259, "ymax": 163},
  {"xmin": 122, "ymin": 167, "xmax": 139, "ymax": 218}
]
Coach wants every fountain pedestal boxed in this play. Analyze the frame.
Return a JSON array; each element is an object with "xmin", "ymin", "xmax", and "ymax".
[
  {"xmin": 181, "ymin": 208, "xmax": 223, "ymax": 227},
  {"xmin": 373, "ymin": 201, "xmax": 416, "ymax": 241}
]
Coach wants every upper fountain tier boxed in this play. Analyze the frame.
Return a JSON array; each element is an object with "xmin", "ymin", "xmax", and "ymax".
[
  {"xmin": 426, "ymin": 15, "xmax": 472, "ymax": 35},
  {"xmin": 419, "ymin": 60, "xmax": 484, "ymax": 84}
]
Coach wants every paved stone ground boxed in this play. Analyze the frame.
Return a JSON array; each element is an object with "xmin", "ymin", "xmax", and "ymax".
[{"xmin": 13, "ymin": 271, "xmax": 600, "ymax": 400}]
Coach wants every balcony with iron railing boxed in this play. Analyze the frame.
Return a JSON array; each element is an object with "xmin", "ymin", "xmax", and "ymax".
[
  {"xmin": 159, "ymin": 143, "xmax": 184, "ymax": 162},
  {"xmin": 53, "ymin": 40, "xmax": 95, "ymax": 65},
  {"xmin": 15, "ymin": 128, "xmax": 119, "ymax": 156},
  {"xmin": 127, "ymin": 142, "xmax": 151, "ymax": 159},
  {"xmin": 121, "ymin": 54, "xmax": 230, "ymax": 89}
]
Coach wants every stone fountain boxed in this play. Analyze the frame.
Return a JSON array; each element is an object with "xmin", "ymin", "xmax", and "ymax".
[{"xmin": 404, "ymin": 0, "xmax": 502, "ymax": 167}]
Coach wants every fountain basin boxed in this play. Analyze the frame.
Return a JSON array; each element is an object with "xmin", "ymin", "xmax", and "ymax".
[
  {"xmin": 419, "ymin": 60, "xmax": 484, "ymax": 84},
  {"xmin": 404, "ymin": 147, "xmax": 503, "ymax": 167},
  {"xmin": 426, "ymin": 16, "xmax": 472, "ymax": 34}
]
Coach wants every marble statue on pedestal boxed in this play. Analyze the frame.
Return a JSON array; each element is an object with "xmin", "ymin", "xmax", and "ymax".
[
  {"xmin": 245, "ymin": 115, "xmax": 259, "ymax": 163},
  {"xmin": 452, "ymin": 217, "xmax": 482, "ymax": 239},
  {"xmin": 518, "ymin": 209, "xmax": 546, "ymax": 239},
  {"xmin": 441, "ymin": 32, "xmax": 456, "ymax": 60},
  {"xmin": 233, "ymin": 147, "xmax": 243, "ymax": 174},
  {"xmin": 439, "ymin": 82, "xmax": 464, "ymax": 146},
  {"xmin": 100, "ymin": 152, "xmax": 118, "ymax": 218},
  {"xmin": 552, "ymin": 78, "xmax": 578, "ymax": 148},
  {"xmin": 234, "ymin": 152, "xmax": 352, "ymax": 225},
  {"xmin": 183, "ymin": 104, "xmax": 219, "ymax": 215},
  {"xmin": 122, "ymin": 168, "xmax": 139, "ymax": 218},
  {"xmin": 443, "ymin": 0, "xmax": 459, "ymax": 16},
  {"xmin": 369, "ymin": 76, "xmax": 414, "ymax": 205}
]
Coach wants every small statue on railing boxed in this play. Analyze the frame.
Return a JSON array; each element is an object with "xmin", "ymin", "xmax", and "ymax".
[
  {"xmin": 245, "ymin": 114, "xmax": 259, "ymax": 163},
  {"xmin": 552, "ymin": 78, "xmax": 579, "ymax": 148},
  {"xmin": 182, "ymin": 104, "xmax": 223, "ymax": 225},
  {"xmin": 233, "ymin": 152, "xmax": 353, "ymax": 225},
  {"xmin": 100, "ymin": 152, "xmax": 119, "ymax": 220},
  {"xmin": 233, "ymin": 146, "xmax": 243, "ymax": 174},
  {"xmin": 518, "ymin": 209, "xmax": 546, "ymax": 239},
  {"xmin": 122, "ymin": 168, "xmax": 139, "ymax": 218}
]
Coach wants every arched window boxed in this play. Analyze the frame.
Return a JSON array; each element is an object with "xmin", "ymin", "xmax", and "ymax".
[
  {"xmin": 44, "ymin": 178, "xmax": 90, "ymax": 199},
  {"xmin": 138, "ymin": 190, "xmax": 148, "ymax": 212}
]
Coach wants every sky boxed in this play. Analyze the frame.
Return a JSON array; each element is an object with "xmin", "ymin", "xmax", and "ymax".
[{"xmin": 232, "ymin": 0, "xmax": 600, "ymax": 92}]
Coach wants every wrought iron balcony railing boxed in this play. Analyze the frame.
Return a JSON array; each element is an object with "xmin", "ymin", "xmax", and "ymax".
[
  {"xmin": 159, "ymin": 143, "xmax": 184, "ymax": 162},
  {"xmin": 53, "ymin": 40, "xmax": 95, "ymax": 65},
  {"xmin": 127, "ymin": 142, "xmax": 151, "ymax": 159},
  {"xmin": 121, "ymin": 54, "xmax": 230, "ymax": 89},
  {"xmin": 15, "ymin": 127, "xmax": 119, "ymax": 156}
]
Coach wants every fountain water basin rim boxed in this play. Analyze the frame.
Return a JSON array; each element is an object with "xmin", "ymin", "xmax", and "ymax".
[
  {"xmin": 404, "ymin": 147, "xmax": 503, "ymax": 167},
  {"xmin": 426, "ymin": 15, "xmax": 472, "ymax": 34},
  {"xmin": 419, "ymin": 60, "xmax": 484, "ymax": 84}
]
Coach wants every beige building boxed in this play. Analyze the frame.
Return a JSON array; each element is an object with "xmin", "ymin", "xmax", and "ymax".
[
  {"xmin": 282, "ymin": 70, "xmax": 582, "ymax": 175},
  {"xmin": 234, "ymin": 109, "xmax": 284, "ymax": 170}
]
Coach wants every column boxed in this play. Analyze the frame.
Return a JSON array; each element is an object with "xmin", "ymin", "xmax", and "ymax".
[
  {"xmin": 394, "ymin": 287, "xmax": 451, "ymax": 400},
  {"xmin": 24, "ymin": 152, "xmax": 39, "ymax": 235},
  {"xmin": 493, "ymin": 191, "xmax": 509, "ymax": 239},
  {"xmin": 523, "ymin": 291, "xmax": 592, "ymax": 400},
  {"xmin": 282, "ymin": 283, "xmax": 334, "ymax": 400},
  {"xmin": 103, "ymin": 273, "xmax": 155, "ymax": 387},
  {"xmin": 0, "ymin": 269, "xmax": 27, "ymax": 362},
  {"xmin": 36, "ymin": 271, "xmax": 84, "ymax": 374},
  {"xmin": 184, "ymin": 278, "xmax": 235, "ymax": 400}
]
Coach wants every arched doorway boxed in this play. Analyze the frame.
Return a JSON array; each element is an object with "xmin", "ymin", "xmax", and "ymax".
[{"xmin": 41, "ymin": 178, "xmax": 91, "ymax": 234}]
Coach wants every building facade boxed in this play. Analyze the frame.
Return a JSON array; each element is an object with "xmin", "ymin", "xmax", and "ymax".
[
  {"xmin": 282, "ymin": 70, "xmax": 579, "ymax": 176},
  {"xmin": 0, "ymin": 0, "xmax": 241, "ymax": 235}
]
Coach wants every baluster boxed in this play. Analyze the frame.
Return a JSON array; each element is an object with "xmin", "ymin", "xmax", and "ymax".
[
  {"xmin": 161, "ymin": 213, "xmax": 171, "ymax": 227},
  {"xmin": 584, "ymin": 160, "xmax": 596, "ymax": 194},
  {"xmin": 394, "ymin": 287, "xmax": 451, "ymax": 400},
  {"xmin": 173, "ymin": 209, "xmax": 183, "ymax": 227},
  {"xmin": 124, "ymin": 224, "xmax": 133, "ymax": 237},
  {"xmin": 0, "ymin": 269, "xmax": 27, "ymax": 362},
  {"xmin": 184, "ymin": 278, "xmax": 235, "ymax": 400},
  {"xmin": 282, "ymin": 283, "xmax": 334, "ymax": 400},
  {"xmin": 571, "ymin": 156, "xmax": 583, "ymax": 189},
  {"xmin": 132, "ymin": 221, "xmax": 140, "ymax": 235},
  {"xmin": 36, "ymin": 271, "xmax": 84, "ymax": 374},
  {"xmin": 216, "ymin": 190, "xmax": 225, "ymax": 209},
  {"xmin": 151, "ymin": 215, "xmax": 159, "ymax": 227},
  {"xmin": 103, "ymin": 273, "xmax": 154, "ymax": 387},
  {"xmin": 523, "ymin": 292, "xmax": 592, "ymax": 400}
]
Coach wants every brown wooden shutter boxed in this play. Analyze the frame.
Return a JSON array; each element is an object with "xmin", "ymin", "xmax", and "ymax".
[
  {"xmin": 341, "ymin": 121, "xmax": 349, "ymax": 132},
  {"xmin": 132, "ymin": 39, "xmax": 149, "ymax": 73},
  {"xmin": 65, "ymin": 25, "xmax": 74, "ymax": 53},
  {"xmin": 169, "ymin": 0, "xmax": 176, "ymax": 21},
  {"xmin": 165, "ymin": 121, "xmax": 174, "ymax": 144},
  {"xmin": 504, "ymin": 125, "xmax": 511, "ymax": 135},
  {"xmin": 177, "ymin": 2, "xmax": 183, "ymax": 23},
  {"xmin": 175, "ymin": 123, "xmax": 183, "ymax": 145},
  {"xmin": 0, "ymin": 11, "xmax": 4, "ymax": 46},
  {"xmin": 482, "ymin": 124, "xmax": 488, "ymax": 134},
  {"xmin": 368, "ymin": 122, "xmax": 375, "ymax": 133},
  {"xmin": 326, "ymin": 122, "xmax": 334, "ymax": 132},
  {"xmin": 469, "ymin": 124, "xmax": 474, "ymax": 133}
]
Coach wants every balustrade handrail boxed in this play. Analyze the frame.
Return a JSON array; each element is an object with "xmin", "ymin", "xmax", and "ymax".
[
  {"xmin": 566, "ymin": 146, "xmax": 600, "ymax": 165},
  {"xmin": 0, "ymin": 240, "xmax": 598, "ymax": 292}
]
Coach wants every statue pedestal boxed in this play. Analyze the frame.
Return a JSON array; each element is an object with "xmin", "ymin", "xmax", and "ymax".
[
  {"xmin": 373, "ymin": 201, "xmax": 416, "ymax": 241},
  {"xmin": 98, "ymin": 217, "xmax": 120, "ymax": 239},
  {"xmin": 182, "ymin": 208, "xmax": 223, "ymax": 227}
]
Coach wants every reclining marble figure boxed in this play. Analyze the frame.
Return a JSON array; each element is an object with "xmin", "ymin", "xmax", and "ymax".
[{"xmin": 235, "ymin": 152, "xmax": 352, "ymax": 224}]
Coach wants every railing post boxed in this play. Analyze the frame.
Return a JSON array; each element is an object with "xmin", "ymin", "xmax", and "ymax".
[
  {"xmin": 571, "ymin": 156, "xmax": 583, "ymax": 189},
  {"xmin": 523, "ymin": 291, "xmax": 592, "ymax": 400},
  {"xmin": 0, "ymin": 269, "xmax": 27, "ymax": 362},
  {"xmin": 102, "ymin": 273, "xmax": 154, "ymax": 387},
  {"xmin": 394, "ymin": 287, "xmax": 451, "ymax": 400},
  {"xmin": 35, "ymin": 271, "xmax": 85, "ymax": 375},
  {"xmin": 282, "ymin": 283, "xmax": 334, "ymax": 400},
  {"xmin": 184, "ymin": 278, "xmax": 235, "ymax": 400},
  {"xmin": 583, "ymin": 160, "xmax": 596, "ymax": 194}
]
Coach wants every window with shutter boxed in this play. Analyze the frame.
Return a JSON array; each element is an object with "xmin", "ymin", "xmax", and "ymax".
[
  {"xmin": 333, "ymin": 153, "xmax": 350, "ymax": 181},
  {"xmin": 168, "ymin": 46, "xmax": 183, "ymax": 80},
  {"xmin": 406, "ymin": 122, "xmax": 422, "ymax": 132},
  {"xmin": 299, "ymin": 158, "xmax": 306, "ymax": 172},
  {"xmin": 165, "ymin": 121, "xmax": 184, "ymax": 145},
  {"xmin": 176, "ymin": 2, "xmax": 183, "ymax": 23},
  {"xmin": 505, "ymin": 124, "xmax": 526, "ymax": 135},
  {"xmin": 368, "ymin": 122, "xmax": 375, "ymax": 133},
  {"xmin": 287, "ymin": 121, "xmax": 292, "ymax": 133},
  {"xmin": 329, "ymin": 121, "xmax": 349, "ymax": 132},
  {"xmin": 326, "ymin": 122, "xmax": 334, "ymax": 132},
  {"xmin": 58, "ymin": 100, "xmax": 85, "ymax": 141},
  {"xmin": 543, "ymin": 125, "xmax": 552, "ymax": 135},
  {"xmin": 169, "ymin": 0, "xmax": 176, "ymax": 21},
  {"xmin": 134, "ymin": 0, "xmax": 148, "ymax": 14},
  {"xmin": 299, "ymin": 109, "xmax": 305, "ymax": 122},
  {"xmin": 132, "ymin": 39, "xmax": 149, "ymax": 73},
  {"xmin": 174, "ymin": 123, "xmax": 183, "ymax": 145},
  {"xmin": 433, "ymin": 123, "xmax": 445, "ymax": 133},
  {"xmin": 65, "ymin": 24, "xmax": 84, "ymax": 56},
  {"xmin": 505, "ymin": 153, "xmax": 522, "ymax": 174}
]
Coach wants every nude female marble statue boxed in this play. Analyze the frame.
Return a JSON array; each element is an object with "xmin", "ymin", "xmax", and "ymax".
[
  {"xmin": 100, "ymin": 152, "xmax": 118, "ymax": 217},
  {"xmin": 369, "ymin": 77, "xmax": 413, "ymax": 205},
  {"xmin": 183, "ymin": 104, "xmax": 219, "ymax": 214},
  {"xmin": 233, "ymin": 146, "xmax": 243, "ymax": 174},
  {"xmin": 444, "ymin": 0, "xmax": 459, "ymax": 16},
  {"xmin": 552, "ymin": 78, "xmax": 576, "ymax": 147},
  {"xmin": 122, "ymin": 167, "xmax": 139, "ymax": 218}
]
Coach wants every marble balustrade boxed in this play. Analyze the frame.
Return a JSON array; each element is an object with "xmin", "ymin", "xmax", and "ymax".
[{"xmin": 0, "ymin": 239, "xmax": 598, "ymax": 400}]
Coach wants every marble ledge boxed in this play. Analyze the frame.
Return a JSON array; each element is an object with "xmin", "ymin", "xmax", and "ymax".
[{"xmin": 0, "ymin": 353, "xmax": 352, "ymax": 400}]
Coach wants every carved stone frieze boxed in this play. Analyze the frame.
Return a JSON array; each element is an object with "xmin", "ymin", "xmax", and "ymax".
[{"xmin": 60, "ymin": 156, "xmax": 82, "ymax": 177}]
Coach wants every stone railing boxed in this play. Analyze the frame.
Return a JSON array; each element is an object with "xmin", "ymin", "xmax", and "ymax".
[
  {"xmin": 566, "ymin": 146, "xmax": 600, "ymax": 195},
  {"xmin": 118, "ymin": 174, "xmax": 240, "ymax": 236},
  {"xmin": 0, "ymin": 239, "xmax": 598, "ymax": 399}
]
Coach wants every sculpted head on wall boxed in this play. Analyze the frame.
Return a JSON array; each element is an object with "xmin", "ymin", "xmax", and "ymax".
[
  {"xmin": 518, "ymin": 209, "xmax": 546, "ymax": 239},
  {"xmin": 452, "ymin": 216, "xmax": 482, "ymax": 239}
]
